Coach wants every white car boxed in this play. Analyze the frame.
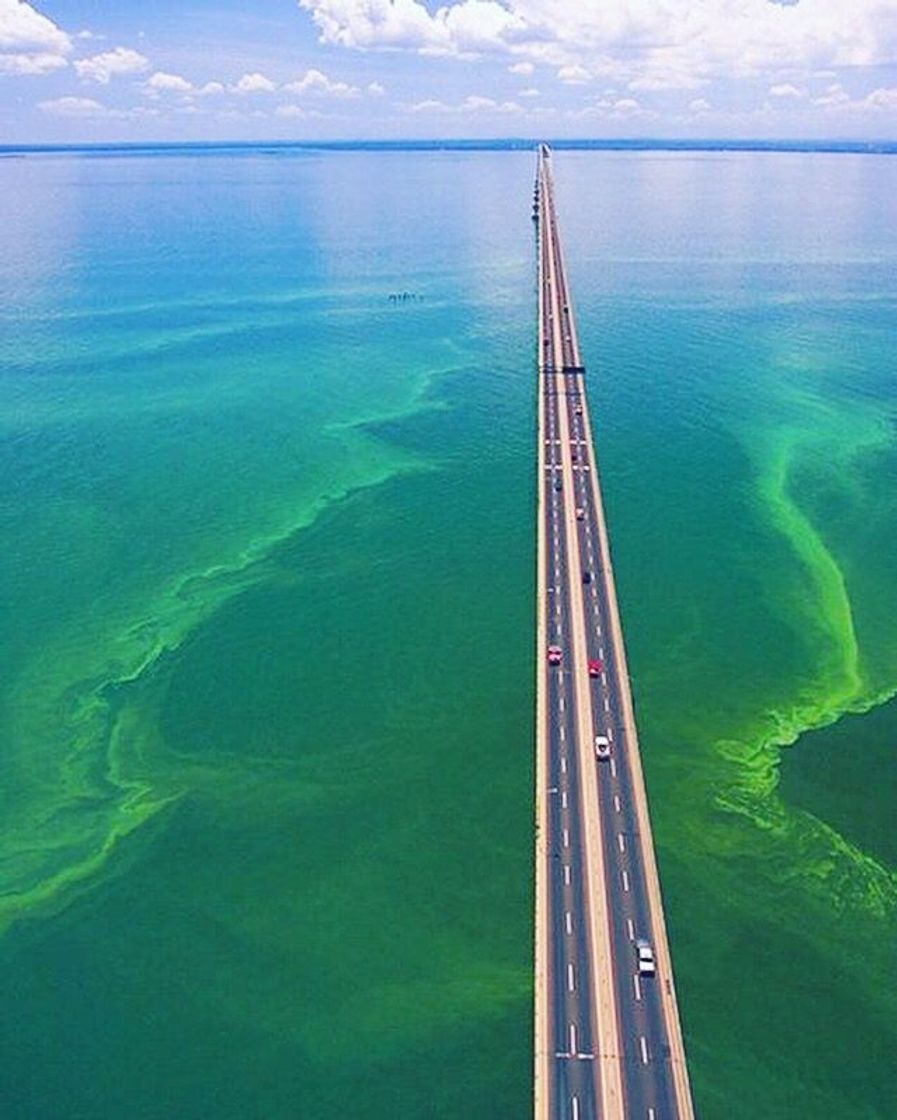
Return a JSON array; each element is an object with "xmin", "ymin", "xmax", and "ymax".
[
  {"xmin": 594, "ymin": 734, "xmax": 611, "ymax": 760},
  {"xmin": 636, "ymin": 939, "xmax": 656, "ymax": 977}
]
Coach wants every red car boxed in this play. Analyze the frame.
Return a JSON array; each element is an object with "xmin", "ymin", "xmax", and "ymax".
[
  {"xmin": 587, "ymin": 659, "xmax": 603, "ymax": 677},
  {"xmin": 547, "ymin": 645, "xmax": 563, "ymax": 665}
]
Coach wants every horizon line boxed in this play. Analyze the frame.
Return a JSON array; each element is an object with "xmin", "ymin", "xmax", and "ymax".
[{"xmin": 2, "ymin": 136, "xmax": 896, "ymax": 157}]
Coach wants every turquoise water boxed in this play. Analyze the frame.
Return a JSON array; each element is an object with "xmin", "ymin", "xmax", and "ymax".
[{"xmin": 0, "ymin": 147, "xmax": 895, "ymax": 1118}]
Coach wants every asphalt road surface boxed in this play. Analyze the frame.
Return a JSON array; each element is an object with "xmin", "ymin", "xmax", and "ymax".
[{"xmin": 534, "ymin": 144, "xmax": 694, "ymax": 1120}]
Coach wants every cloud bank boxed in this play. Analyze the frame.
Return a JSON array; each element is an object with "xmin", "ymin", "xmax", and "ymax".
[
  {"xmin": 0, "ymin": 0, "xmax": 71, "ymax": 75},
  {"xmin": 298, "ymin": 0, "xmax": 897, "ymax": 85}
]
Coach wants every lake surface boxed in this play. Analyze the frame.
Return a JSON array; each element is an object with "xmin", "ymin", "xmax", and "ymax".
[{"xmin": 0, "ymin": 145, "xmax": 895, "ymax": 1118}]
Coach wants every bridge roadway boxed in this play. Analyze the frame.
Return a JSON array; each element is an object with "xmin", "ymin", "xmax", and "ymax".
[{"xmin": 533, "ymin": 145, "xmax": 695, "ymax": 1120}]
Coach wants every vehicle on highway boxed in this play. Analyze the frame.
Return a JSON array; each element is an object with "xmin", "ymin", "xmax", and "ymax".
[
  {"xmin": 554, "ymin": 479, "xmax": 562, "ymax": 492},
  {"xmin": 574, "ymin": 404, "xmax": 583, "ymax": 415},
  {"xmin": 576, "ymin": 507, "xmax": 585, "ymax": 520},
  {"xmin": 636, "ymin": 939, "xmax": 656, "ymax": 976},
  {"xmin": 582, "ymin": 570, "xmax": 592, "ymax": 584},
  {"xmin": 595, "ymin": 734, "xmax": 611, "ymax": 759},
  {"xmin": 587, "ymin": 659, "xmax": 603, "ymax": 677},
  {"xmin": 547, "ymin": 645, "xmax": 563, "ymax": 665}
]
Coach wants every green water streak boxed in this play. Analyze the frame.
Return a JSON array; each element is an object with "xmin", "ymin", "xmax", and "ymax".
[
  {"xmin": 691, "ymin": 352, "xmax": 897, "ymax": 997},
  {"xmin": 0, "ymin": 427, "xmax": 433, "ymax": 934}
]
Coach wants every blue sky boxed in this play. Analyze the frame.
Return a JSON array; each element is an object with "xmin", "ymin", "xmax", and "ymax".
[{"xmin": 1, "ymin": 0, "xmax": 896, "ymax": 143}]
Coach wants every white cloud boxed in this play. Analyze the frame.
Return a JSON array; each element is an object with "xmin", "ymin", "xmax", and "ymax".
[
  {"xmin": 863, "ymin": 85, "xmax": 897, "ymax": 109},
  {"xmin": 816, "ymin": 84, "xmax": 897, "ymax": 113},
  {"xmin": 283, "ymin": 67, "xmax": 358, "ymax": 96},
  {"xmin": 233, "ymin": 71, "xmax": 276, "ymax": 93},
  {"xmin": 38, "ymin": 94, "xmax": 105, "ymax": 115},
  {"xmin": 568, "ymin": 95, "xmax": 658, "ymax": 121},
  {"xmin": 813, "ymin": 82, "xmax": 850, "ymax": 106},
  {"xmin": 628, "ymin": 69, "xmax": 706, "ymax": 91},
  {"xmin": 468, "ymin": 94, "xmax": 521, "ymax": 112},
  {"xmin": 409, "ymin": 92, "xmax": 522, "ymax": 113},
  {"xmin": 519, "ymin": 86, "xmax": 540, "ymax": 97},
  {"xmin": 299, "ymin": 0, "xmax": 528, "ymax": 57},
  {"xmin": 298, "ymin": 0, "xmax": 897, "ymax": 90},
  {"xmin": 197, "ymin": 80, "xmax": 225, "ymax": 96},
  {"xmin": 557, "ymin": 64, "xmax": 590, "ymax": 84},
  {"xmin": 508, "ymin": 60, "xmax": 533, "ymax": 74},
  {"xmin": 689, "ymin": 97, "xmax": 711, "ymax": 113},
  {"xmin": 275, "ymin": 103, "xmax": 308, "ymax": 117},
  {"xmin": 0, "ymin": 0, "xmax": 72, "ymax": 74},
  {"xmin": 146, "ymin": 70, "xmax": 193, "ymax": 94},
  {"xmin": 367, "ymin": 80, "xmax": 386, "ymax": 94},
  {"xmin": 37, "ymin": 92, "xmax": 167, "ymax": 120},
  {"xmin": 74, "ymin": 46, "xmax": 149, "ymax": 84},
  {"xmin": 410, "ymin": 97, "xmax": 447, "ymax": 112},
  {"xmin": 0, "ymin": 0, "xmax": 71, "ymax": 52},
  {"xmin": 769, "ymin": 82, "xmax": 805, "ymax": 97},
  {"xmin": 0, "ymin": 49, "xmax": 66, "ymax": 73}
]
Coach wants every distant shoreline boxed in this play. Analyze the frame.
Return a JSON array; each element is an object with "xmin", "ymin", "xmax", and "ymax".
[{"xmin": 2, "ymin": 137, "xmax": 895, "ymax": 157}]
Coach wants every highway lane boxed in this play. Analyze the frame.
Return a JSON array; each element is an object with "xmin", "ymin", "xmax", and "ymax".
[
  {"xmin": 535, "ymin": 144, "xmax": 695, "ymax": 1120},
  {"xmin": 538, "ymin": 146, "xmax": 623, "ymax": 1120},
  {"xmin": 549, "ymin": 157, "xmax": 688, "ymax": 1119},
  {"xmin": 547, "ymin": 177, "xmax": 677, "ymax": 1117},
  {"xmin": 539, "ymin": 158, "xmax": 602, "ymax": 1120},
  {"xmin": 545, "ymin": 376, "xmax": 599, "ymax": 1118}
]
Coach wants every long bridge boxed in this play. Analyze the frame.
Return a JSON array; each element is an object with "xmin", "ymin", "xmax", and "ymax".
[{"xmin": 533, "ymin": 144, "xmax": 695, "ymax": 1120}]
